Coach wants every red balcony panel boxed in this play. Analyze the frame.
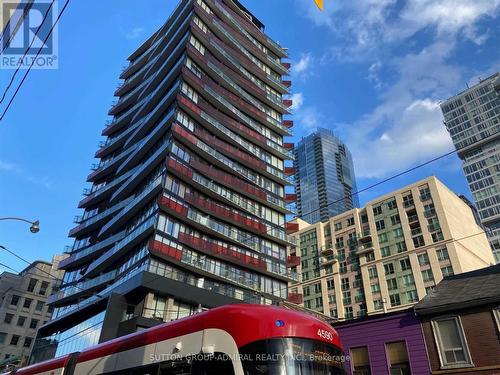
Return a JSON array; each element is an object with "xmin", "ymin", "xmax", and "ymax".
[
  {"xmin": 287, "ymin": 255, "xmax": 301, "ymax": 267},
  {"xmin": 282, "ymin": 62, "xmax": 291, "ymax": 70},
  {"xmin": 286, "ymin": 222, "xmax": 299, "ymax": 234},
  {"xmin": 284, "ymin": 143, "xmax": 294, "ymax": 150},
  {"xmin": 288, "ymin": 292, "xmax": 303, "ymax": 305},
  {"xmin": 178, "ymin": 232, "xmax": 267, "ymax": 270},
  {"xmin": 282, "ymin": 80, "xmax": 292, "ymax": 88},
  {"xmin": 198, "ymin": 100, "xmax": 267, "ymax": 144},
  {"xmin": 172, "ymin": 123, "xmax": 198, "ymax": 146},
  {"xmin": 158, "ymin": 195, "xmax": 189, "ymax": 217},
  {"xmin": 283, "ymin": 120, "xmax": 294, "ymax": 128},
  {"xmin": 283, "ymin": 99, "xmax": 293, "ymax": 108},
  {"xmin": 177, "ymin": 95, "xmax": 202, "ymax": 116},
  {"xmin": 184, "ymin": 193, "xmax": 267, "ymax": 233},
  {"xmin": 190, "ymin": 158, "xmax": 268, "ymax": 201},
  {"xmin": 166, "ymin": 158, "xmax": 194, "ymax": 179},
  {"xmin": 284, "ymin": 167, "xmax": 295, "ymax": 176},
  {"xmin": 192, "ymin": 126, "xmax": 266, "ymax": 170},
  {"xmin": 285, "ymin": 193, "xmax": 297, "ymax": 203},
  {"xmin": 149, "ymin": 239, "xmax": 182, "ymax": 261}
]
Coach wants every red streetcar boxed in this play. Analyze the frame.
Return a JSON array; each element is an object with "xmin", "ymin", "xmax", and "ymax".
[{"xmin": 3, "ymin": 304, "xmax": 345, "ymax": 375}]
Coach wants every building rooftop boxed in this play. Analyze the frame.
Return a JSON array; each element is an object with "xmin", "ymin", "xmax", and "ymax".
[{"xmin": 414, "ymin": 264, "xmax": 500, "ymax": 315}]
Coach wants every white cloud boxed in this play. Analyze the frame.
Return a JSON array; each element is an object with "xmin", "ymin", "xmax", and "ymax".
[
  {"xmin": 0, "ymin": 160, "xmax": 52, "ymax": 189},
  {"xmin": 294, "ymin": 0, "xmax": 500, "ymax": 179},
  {"xmin": 290, "ymin": 93, "xmax": 304, "ymax": 111},
  {"xmin": 292, "ymin": 53, "xmax": 313, "ymax": 78},
  {"xmin": 125, "ymin": 27, "xmax": 144, "ymax": 40}
]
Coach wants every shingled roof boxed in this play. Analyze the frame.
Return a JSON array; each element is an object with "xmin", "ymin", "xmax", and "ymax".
[{"xmin": 414, "ymin": 264, "xmax": 500, "ymax": 316}]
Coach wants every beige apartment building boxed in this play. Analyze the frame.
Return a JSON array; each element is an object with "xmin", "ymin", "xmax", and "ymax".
[
  {"xmin": 287, "ymin": 176, "xmax": 495, "ymax": 321},
  {"xmin": 0, "ymin": 255, "xmax": 65, "ymax": 370}
]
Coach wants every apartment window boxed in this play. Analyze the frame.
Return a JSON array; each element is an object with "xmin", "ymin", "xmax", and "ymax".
[
  {"xmin": 373, "ymin": 206, "xmax": 382, "ymax": 216},
  {"xmin": 432, "ymin": 317, "xmax": 472, "ymax": 368},
  {"xmin": 143, "ymin": 295, "xmax": 167, "ymax": 320},
  {"xmin": 303, "ymin": 286, "xmax": 311, "ymax": 297},
  {"xmin": 301, "ymin": 259, "xmax": 309, "ymax": 269},
  {"xmin": 23, "ymin": 337, "xmax": 33, "ymax": 348},
  {"xmin": 339, "ymin": 261, "xmax": 348, "ymax": 273},
  {"xmin": 406, "ymin": 290, "xmax": 418, "ymax": 303},
  {"xmin": 327, "ymin": 278, "xmax": 335, "ymax": 290},
  {"xmin": 402, "ymin": 194, "xmax": 414, "ymax": 207},
  {"xmin": 0, "ymin": 332, "xmax": 6, "ymax": 344},
  {"xmin": 4, "ymin": 313, "xmax": 13, "ymax": 324},
  {"xmin": 313, "ymin": 283, "xmax": 321, "ymax": 294},
  {"xmin": 368, "ymin": 267, "xmax": 378, "ymax": 279},
  {"xmin": 387, "ymin": 278, "xmax": 398, "ymax": 291},
  {"xmin": 413, "ymin": 235, "xmax": 425, "ymax": 248},
  {"xmin": 351, "ymin": 346, "xmax": 371, "ymax": 375},
  {"xmin": 17, "ymin": 316, "xmax": 26, "ymax": 327},
  {"xmin": 27, "ymin": 278, "xmax": 38, "ymax": 293},
  {"xmin": 400, "ymin": 258, "xmax": 411, "ymax": 271},
  {"xmin": 304, "ymin": 300, "xmax": 312, "ymax": 309},
  {"xmin": 23, "ymin": 298, "xmax": 33, "ymax": 309},
  {"xmin": 347, "ymin": 217, "xmax": 355, "ymax": 226},
  {"xmin": 334, "ymin": 222, "xmax": 342, "ymax": 231},
  {"xmin": 441, "ymin": 266, "xmax": 454, "ymax": 277},
  {"xmin": 35, "ymin": 301, "xmax": 44, "ymax": 312},
  {"xmin": 341, "ymin": 278, "xmax": 350, "ymax": 290},
  {"xmin": 315, "ymin": 297, "xmax": 323, "ymax": 309},
  {"xmin": 425, "ymin": 286, "xmax": 435, "ymax": 295},
  {"xmin": 418, "ymin": 253, "xmax": 430, "ymax": 266},
  {"xmin": 371, "ymin": 283, "xmax": 380, "ymax": 293},
  {"xmin": 300, "ymin": 247, "xmax": 307, "ymax": 257},
  {"xmin": 366, "ymin": 252, "xmax": 375, "ymax": 262},
  {"xmin": 196, "ymin": 0, "xmax": 212, "ymax": 14},
  {"xmin": 422, "ymin": 269, "xmax": 434, "ymax": 282},
  {"xmin": 10, "ymin": 295, "xmax": 20, "ymax": 306},
  {"xmin": 390, "ymin": 294, "xmax": 401, "ymax": 307},
  {"xmin": 391, "ymin": 214, "xmax": 401, "ymax": 225},
  {"xmin": 432, "ymin": 231, "xmax": 445, "ymax": 243},
  {"xmin": 10, "ymin": 335, "xmax": 20, "ymax": 346},
  {"xmin": 381, "ymin": 246, "xmax": 391, "ymax": 257},
  {"xmin": 378, "ymin": 233, "xmax": 388, "ymax": 243},
  {"xmin": 386, "ymin": 341, "xmax": 411, "ymax": 375},
  {"xmin": 38, "ymin": 281, "xmax": 49, "ymax": 296},
  {"xmin": 303, "ymin": 271, "xmax": 310, "ymax": 281},
  {"xmin": 330, "ymin": 309, "xmax": 338, "ymax": 318},
  {"xmin": 181, "ymin": 82, "xmax": 199, "ymax": 103},
  {"xmin": 384, "ymin": 263, "xmax": 395, "ymax": 275},
  {"xmin": 29, "ymin": 319, "xmax": 39, "ymax": 329},
  {"xmin": 189, "ymin": 35, "xmax": 205, "ymax": 55},
  {"xmin": 375, "ymin": 220, "xmax": 385, "ymax": 231},
  {"xmin": 402, "ymin": 274, "xmax": 415, "ymax": 287},
  {"xmin": 395, "ymin": 241, "xmax": 407, "ymax": 253},
  {"xmin": 193, "ymin": 16, "xmax": 208, "ymax": 33},
  {"xmin": 393, "ymin": 228, "xmax": 404, "ymax": 239},
  {"xmin": 344, "ymin": 306, "xmax": 354, "ymax": 319},
  {"xmin": 387, "ymin": 199, "xmax": 397, "ymax": 210},
  {"xmin": 420, "ymin": 187, "xmax": 432, "ymax": 201},
  {"xmin": 343, "ymin": 291, "xmax": 352, "ymax": 305},
  {"xmin": 374, "ymin": 300, "xmax": 383, "ymax": 310},
  {"xmin": 436, "ymin": 248, "xmax": 449, "ymax": 261}
]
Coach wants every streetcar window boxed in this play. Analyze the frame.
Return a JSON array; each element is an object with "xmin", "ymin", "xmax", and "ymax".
[
  {"xmin": 191, "ymin": 353, "xmax": 235, "ymax": 375},
  {"xmin": 240, "ymin": 338, "xmax": 346, "ymax": 375}
]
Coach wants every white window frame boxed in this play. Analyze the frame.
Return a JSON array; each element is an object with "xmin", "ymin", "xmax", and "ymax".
[
  {"xmin": 431, "ymin": 315, "xmax": 474, "ymax": 369},
  {"xmin": 493, "ymin": 307, "xmax": 500, "ymax": 334}
]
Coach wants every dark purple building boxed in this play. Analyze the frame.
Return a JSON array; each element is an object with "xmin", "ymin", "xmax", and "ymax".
[{"xmin": 333, "ymin": 309, "xmax": 430, "ymax": 375}]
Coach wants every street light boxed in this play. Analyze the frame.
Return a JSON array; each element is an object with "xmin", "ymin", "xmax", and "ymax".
[{"xmin": 0, "ymin": 217, "xmax": 40, "ymax": 233}]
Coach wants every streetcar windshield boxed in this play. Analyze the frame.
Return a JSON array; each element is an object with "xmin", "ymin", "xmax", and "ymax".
[{"xmin": 240, "ymin": 338, "xmax": 346, "ymax": 375}]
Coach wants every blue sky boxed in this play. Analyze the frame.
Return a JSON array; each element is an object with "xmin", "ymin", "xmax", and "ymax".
[{"xmin": 0, "ymin": 0, "xmax": 499, "ymax": 272}]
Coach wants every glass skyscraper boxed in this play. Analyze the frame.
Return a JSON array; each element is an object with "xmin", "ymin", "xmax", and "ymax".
[
  {"xmin": 441, "ymin": 72, "xmax": 500, "ymax": 262},
  {"xmin": 294, "ymin": 128, "xmax": 359, "ymax": 224}
]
